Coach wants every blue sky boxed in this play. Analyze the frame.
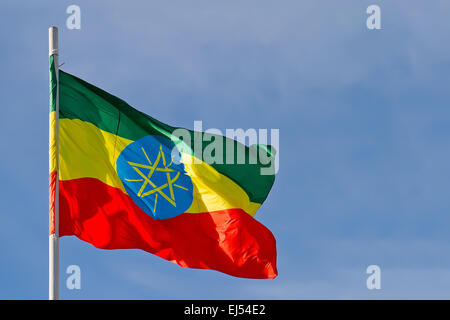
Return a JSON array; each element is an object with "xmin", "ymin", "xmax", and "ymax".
[{"xmin": 1, "ymin": 0, "xmax": 450, "ymax": 299}]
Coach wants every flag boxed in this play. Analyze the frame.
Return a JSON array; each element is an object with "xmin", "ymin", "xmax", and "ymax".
[{"xmin": 50, "ymin": 68, "xmax": 278, "ymax": 279}]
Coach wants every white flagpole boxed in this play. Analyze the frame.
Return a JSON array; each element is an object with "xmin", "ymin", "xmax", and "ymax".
[{"xmin": 49, "ymin": 26, "xmax": 60, "ymax": 300}]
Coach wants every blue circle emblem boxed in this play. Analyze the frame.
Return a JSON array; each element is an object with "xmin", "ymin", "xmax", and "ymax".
[{"xmin": 116, "ymin": 135, "xmax": 194, "ymax": 220}]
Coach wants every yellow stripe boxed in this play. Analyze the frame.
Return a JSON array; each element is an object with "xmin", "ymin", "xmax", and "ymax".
[
  {"xmin": 59, "ymin": 118, "xmax": 260, "ymax": 216},
  {"xmin": 60, "ymin": 118, "xmax": 132, "ymax": 194},
  {"xmin": 49, "ymin": 111, "xmax": 57, "ymax": 173},
  {"xmin": 181, "ymin": 154, "xmax": 260, "ymax": 215}
]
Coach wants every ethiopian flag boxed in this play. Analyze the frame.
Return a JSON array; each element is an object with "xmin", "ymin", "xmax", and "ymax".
[{"xmin": 49, "ymin": 62, "xmax": 277, "ymax": 279}]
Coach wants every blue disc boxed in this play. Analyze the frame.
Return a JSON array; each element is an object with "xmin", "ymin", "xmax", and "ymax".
[{"xmin": 116, "ymin": 135, "xmax": 194, "ymax": 220}]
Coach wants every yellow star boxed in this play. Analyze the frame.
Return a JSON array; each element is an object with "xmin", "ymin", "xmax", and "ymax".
[{"xmin": 124, "ymin": 145, "xmax": 188, "ymax": 213}]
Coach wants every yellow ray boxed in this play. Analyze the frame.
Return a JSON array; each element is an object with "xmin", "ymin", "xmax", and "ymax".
[
  {"xmin": 154, "ymin": 194, "xmax": 158, "ymax": 213},
  {"xmin": 142, "ymin": 147, "xmax": 152, "ymax": 165}
]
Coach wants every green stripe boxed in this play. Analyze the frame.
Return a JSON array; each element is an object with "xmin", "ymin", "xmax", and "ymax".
[
  {"xmin": 59, "ymin": 70, "xmax": 275, "ymax": 204},
  {"xmin": 49, "ymin": 56, "xmax": 57, "ymax": 112}
]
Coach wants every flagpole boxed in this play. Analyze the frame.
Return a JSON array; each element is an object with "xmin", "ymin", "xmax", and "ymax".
[{"xmin": 49, "ymin": 26, "xmax": 60, "ymax": 300}]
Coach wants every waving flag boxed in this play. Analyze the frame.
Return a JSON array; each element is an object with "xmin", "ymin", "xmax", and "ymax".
[{"xmin": 50, "ymin": 69, "xmax": 277, "ymax": 279}]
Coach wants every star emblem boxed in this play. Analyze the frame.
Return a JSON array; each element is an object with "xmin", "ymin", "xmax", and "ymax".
[{"xmin": 124, "ymin": 145, "xmax": 189, "ymax": 213}]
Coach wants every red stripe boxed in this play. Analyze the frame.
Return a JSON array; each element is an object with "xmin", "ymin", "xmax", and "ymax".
[
  {"xmin": 49, "ymin": 171, "xmax": 57, "ymax": 235},
  {"xmin": 59, "ymin": 177, "xmax": 278, "ymax": 279}
]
